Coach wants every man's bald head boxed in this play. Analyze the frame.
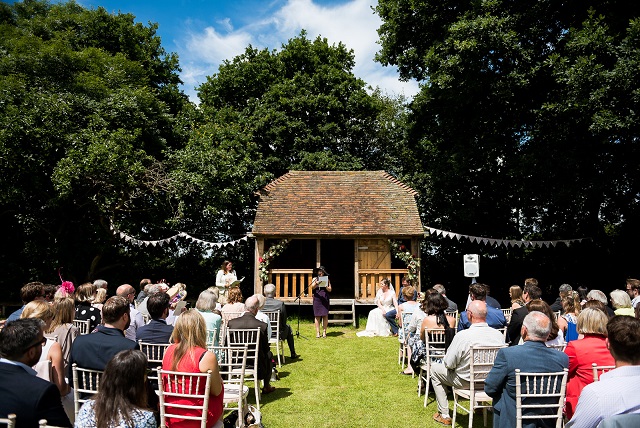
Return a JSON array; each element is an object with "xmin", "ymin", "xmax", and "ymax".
[{"xmin": 467, "ymin": 300, "xmax": 487, "ymax": 323}]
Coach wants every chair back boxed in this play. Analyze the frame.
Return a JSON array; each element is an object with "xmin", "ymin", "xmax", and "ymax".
[
  {"xmin": 226, "ymin": 328, "xmax": 261, "ymax": 371},
  {"xmin": 38, "ymin": 420, "xmax": 66, "ymax": 428},
  {"xmin": 501, "ymin": 308, "xmax": 512, "ymax": 323},
  {"xmin": 0, "ymin": 414, "xmax": 16, "ymax": 428},
  {"xmin": 424, "ymin": 328, "xmax": 448, "ymax": 362},
  {"xmin": 444, "ymin": 310, "xmax": 459, "ymax": 328},
  {"xmin": 515, "ymin": 368, "xmax": 569, "ymax": 428},
  {"xmin": 263, "ymin": 310, "xmax": 281, "ymax": 341},
  {"xmin": 398, "ymin": 311, "xmax": 414, "ymax": 342},
  {"xmin": 497, "ymin": 327, "xmax": 507, "ymax": 341},
  {"xmin": 592, "ymin": 363, "xmax": 615, "ymax": 382},
  {"xmin": 206, "ymin": 328, "xmax": 219, "ymax": 348},
  {"xmin": 219, "ymin": 311, "xmax": 244, "ymax": 346},
  {"xmin": 138, "ymin": 341, "xmax": 170, "ymax": 382},
  {"xmin": 158, "ymin": 368, "xmax": 212, "ymax": 428},
  {"xmin": 553, "ymin": 310, "xmax": 561, "ymax": 320},
  {"xmin": 469, "ymin": 345, "xmax": 506, "ymax": 391},
  {"xmin": 211, "ymin": 344, "xmax": 249, "ymax": 412},
  {"xmin": 72, "ymin": 319, "xmax": 90, "ymax": 335},
  {"xmin": 71, "ymin": 364, "xmax": 104, "ymax": 418},
  {"xmin": 547, "ymin": 343, "xmax": 567, "ymax": 352}
]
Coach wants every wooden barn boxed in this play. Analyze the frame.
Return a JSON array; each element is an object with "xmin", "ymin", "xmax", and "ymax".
[{"xmin": 251, "ymin": 171, "xmax": 424, "ymax": 305}]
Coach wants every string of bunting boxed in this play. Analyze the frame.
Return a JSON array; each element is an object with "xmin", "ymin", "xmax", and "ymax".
[
  {"xmin": 109, "ymin": 221, "xmax": 248, "ymax": 248},
  {"xmin": 425, "ymin": 226, "xmax": 590, "ymax": 248}
]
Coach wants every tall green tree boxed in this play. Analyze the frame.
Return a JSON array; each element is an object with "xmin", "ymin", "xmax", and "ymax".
[
  {"xmin": 197, "ymin": 31, "xmax": 407, "ymax": 177},
  {"xmin": 0, "ymin": 0, "xmax": 189, "ymax": 290},
  {"xmin": 375, "ymin": 0, "xmax": 640, "ymax": 286}
]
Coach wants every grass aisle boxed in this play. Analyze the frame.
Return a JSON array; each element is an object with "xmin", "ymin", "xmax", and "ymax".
[{"xmin": 255, "ymin": 318, "xmax": 487, "ymax": 428}]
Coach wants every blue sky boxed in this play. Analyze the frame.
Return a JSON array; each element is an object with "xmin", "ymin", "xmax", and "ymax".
[{"xmin": 65, "ymin": 0, "xmax": 420, "ymax": 103}]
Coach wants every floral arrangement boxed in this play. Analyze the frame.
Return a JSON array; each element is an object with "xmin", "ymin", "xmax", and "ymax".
[
  {"xmin": 258, "ymin": 239, "xmax": 289, "ymax": 282},
  {"xmin": 389, "ymin": 239, "xmax": 420, "ymax": 281}
]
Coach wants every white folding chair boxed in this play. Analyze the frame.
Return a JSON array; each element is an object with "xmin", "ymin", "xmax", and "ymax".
[
  {"xmin": 71, "ymin": 364, "xmax": 103, "ymax": 418},
  {"xmin": 206, "ymin": 328, "xmax": 219, "ymax": 348},
  {"xmin": 397, "ymin": 311, "xmax": 414, "ymax": 371},
  {"xmin": 497, "ymin": 327, "xmax": 507, "ymax": 341},
  {"xmin": 157, "ymin": 368, "xmax": 212, "ymax": 428},
  {"xmin": 445, "ymin": 310, "xmax": 459, "ymax": 329},
  {"xmin": 72, "ymin": 319, "xmax": 90, "ymax": 335},
  {"xmin": 515, "ymin": 368, "xmax": 568, "ymax": 428},
  {"xmin": 226, "ymin": 328, "xmax": 262, "ymax": 410},
  {"xmin": 501, "ymin": 308, "xmax": 512, "ymax": 323},
  {"xmin": 220, "ymin": 311, "xmax": 244, "ymax": 346},
  {"xmin": 592, "ymin": 363, "xmax": 615, "ymax": 382},
  {"xmin": 211, "ymin": 344, "xmax": 250, "ymax": 421},
  {"xmin": 263, "ymin": 310, "xmax": 285, "ymax": 367},
  {"xmin": 419, "ymin": 328, "xmax": 447, "ymax": 406},
  {"xmin": 547, "ymin": 343, "xmax": 567, "ymax": 352},
  {"xmin": 452, "ymin": 345, "xmax": 507, "ymax": 428},
  {"xmin": 138, "ymin": 341, "xmax": 170, "ymax": 383},
  {"xmin": 38, "ymin": 420, "xmax": 66, "ymax": 428},
  {"xmin": 0, "ymin": 414, "xmax": 16, "ymax": 428}
]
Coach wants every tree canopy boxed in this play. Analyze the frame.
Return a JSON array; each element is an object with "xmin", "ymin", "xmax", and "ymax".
[{"xmin": 375, "ymin": 0, "xmax": 640, "ymax": 285}]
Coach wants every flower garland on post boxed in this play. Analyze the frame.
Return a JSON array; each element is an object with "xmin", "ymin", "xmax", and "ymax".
[
  {"xmin": 258, "ymin": 239, "xmax": 290, "ymax": 283},
  {"xmin": 388, "ymin": 239, "xmax": 420, "ymax": 281}
]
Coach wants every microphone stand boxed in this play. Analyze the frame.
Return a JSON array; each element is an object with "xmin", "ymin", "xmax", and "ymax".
[{"xmin": 294, "ymin": 283, "xmax": 314, "ymax": 340}]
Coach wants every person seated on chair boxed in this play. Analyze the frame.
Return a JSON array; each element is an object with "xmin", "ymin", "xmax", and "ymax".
[
  {"xmin": 0, "ymin": 318, "xmax": 72, "ymax": 427},
  {"xmin": 194, "ymin": 289, "xmax": 222, "ymax": 347},
  {"xmin": 227, "ymin": 295, "xmax": 275, "ymax": 394},
  {"xmin": 506, "ymin": 278, "xmax": 542, "ymax": 345},
  {"xmin": 484, "ymin": 311, "xmax": 569, "ymax": 428},
  {"xmin": 563, "ymin": 308, "xmax": 614, "ymax": 420},
  {"xmin": 384, "ymin": 276, "xmax": 417, "ymax": 335},
  {"xmin": 136, "ymin": 291, "xmax": 174, "ymax": 344},
  {"xmin": 75, "ymin": 350, "xmax": 156, "ymax": 428},
  {"xmin": 356, "ymin": 278, "xmax": 399, "ymax": 337},
  {"xmin": 69, "ymin": 296, "xmax": 138, "ymax": 379},
  {"xmin": 263, "ymin": 283, "xmax": 299, "ymax": 359},
  {"xmin": 74, "ymin": 282, "xmax": 103, "ymax": 333},
  {"xmin": 565, "ymin": 315, "xmax": 640, "ymax": 428},
  {"xmin": 430, "ymin": 300, "xmax": 505, "ymax": 426},
  {"xmin": 457, "ymin": 283, "xmax": 507, "ymax": 332},
  {"xmin": 6, "ymin": 281, "xmax": 45, "ymax": 321},
  {"xmin": 433, "ymin": 284, "xmax": 458, "ymax": 312}
]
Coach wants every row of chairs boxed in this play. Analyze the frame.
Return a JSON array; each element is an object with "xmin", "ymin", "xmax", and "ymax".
[
  {"xmin": 411, "ymin": 325, "xmax": 587, "ymax": 428},
  {"xmin": 0, "ymin": 416, "xmax": 64, "ymax": 428},
  {"xmin": 72, "ymin": 332, "xmax": 259, "ymax": 428}
]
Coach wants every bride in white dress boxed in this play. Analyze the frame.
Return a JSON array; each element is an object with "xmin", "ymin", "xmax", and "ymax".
[{"xmin": 357, "ymin": 278, "xmax": 399, "ymax": 337}]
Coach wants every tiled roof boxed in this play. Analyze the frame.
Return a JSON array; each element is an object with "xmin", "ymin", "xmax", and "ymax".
[{"xmin": 252, "ymin": 171, "xmax": 424, "ymax": 237}]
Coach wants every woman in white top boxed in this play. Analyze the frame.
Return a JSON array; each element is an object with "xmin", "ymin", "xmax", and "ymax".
[{"xmin": 215, "ymin": 260, "xmax": 237, "ymax": 304}]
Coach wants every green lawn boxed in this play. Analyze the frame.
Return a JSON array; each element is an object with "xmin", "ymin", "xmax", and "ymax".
[{"xmin": 249, "ymin": 317, "xmax": 492, "ymax": 428}]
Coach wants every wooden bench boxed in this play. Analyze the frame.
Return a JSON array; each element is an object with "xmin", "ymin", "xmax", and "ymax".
[{"xmin": 328, "ymin": 299, "xmax": 356, "ymax": 327}]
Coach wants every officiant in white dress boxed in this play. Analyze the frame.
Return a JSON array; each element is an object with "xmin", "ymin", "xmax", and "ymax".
[{"xmin": 357, "ymin": 278, "xmax": 399, "ymax": 337}]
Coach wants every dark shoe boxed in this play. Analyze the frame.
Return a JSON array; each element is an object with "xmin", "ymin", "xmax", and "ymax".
[
  {"xmin": 433, "ymin": 413, "xmax": 452, "ymax": 426},
  {"xmin": 290, "ymin": 354, "xmax": 301, "ymax": 359},
  {"xmin": 262, "ymin": 385, "xmax": 276, "ymax": 394}
]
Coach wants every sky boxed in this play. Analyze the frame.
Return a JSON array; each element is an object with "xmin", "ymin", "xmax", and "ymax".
[{"xmin": 67, "ymin": 0, "xmax": 420, "ymax": 103}]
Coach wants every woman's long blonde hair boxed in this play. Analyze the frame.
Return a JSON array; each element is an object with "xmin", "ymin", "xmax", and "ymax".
[
  {"xmin": 169, "ymin": 309, "xmax": 207, "ymax": 371},
  {"xmin": 48, "ymin": 297, "xmax": 75, "ymax": 333}
]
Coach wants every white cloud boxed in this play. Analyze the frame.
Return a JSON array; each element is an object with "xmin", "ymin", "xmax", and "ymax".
[{"xmin": 177, "ymin": 0, "xmax": 420, "ymax": 102}]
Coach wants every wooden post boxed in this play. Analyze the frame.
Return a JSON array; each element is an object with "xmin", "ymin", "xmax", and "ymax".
[{"xmin": 254, "ymin": 238, "xmax": 265, "ymax": 295}]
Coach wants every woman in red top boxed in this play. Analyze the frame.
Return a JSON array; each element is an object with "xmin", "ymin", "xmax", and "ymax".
[
  {"xmin": 162, "ymin": 309, "xmax": 224, "ymax": 428},
  {"xmin": 563, "ymin": 307, "xmax": 615, "ymax": 419}
]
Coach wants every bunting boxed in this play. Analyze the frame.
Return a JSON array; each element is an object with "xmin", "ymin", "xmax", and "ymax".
[
  {"xmin": 109, "ymin": 221, "xmax": 249, "ymax": 249},
  {"xmin": 425, "ymin": 226, "xmax": 589, "ymax": 248}
]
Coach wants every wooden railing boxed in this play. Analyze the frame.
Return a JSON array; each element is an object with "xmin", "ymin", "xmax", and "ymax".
[
  {"xmin": 358, "ymin": 269, "xmax": 409, "ymax": 300},
  {"xmin": 268, "ymin": 269, "xmax": 314, "ymax": 299},
  {"xmin": 267, "ymin": 268, "xmax": 411, "ymax": 301}
]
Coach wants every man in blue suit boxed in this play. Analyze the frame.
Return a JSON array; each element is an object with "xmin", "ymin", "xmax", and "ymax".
[
  {"xmin": 484, "ymin": 311, "xmax": 569, "ymax": 428},
  {"xmin": 457, "ymin": 283, "xmax": 507, "ymax": 331},
  {"xmin": 0, "ymin": 318, "xmax": 72, "ymax": 427},
  {"xmin": 136, "ymin": 291, "xmax": 173, "ymax": 344}
]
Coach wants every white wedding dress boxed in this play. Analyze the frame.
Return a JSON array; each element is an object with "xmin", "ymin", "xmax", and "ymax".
[{"xmin": 357, "ymin": 288, "xmax": 395, "ymax": 337}]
